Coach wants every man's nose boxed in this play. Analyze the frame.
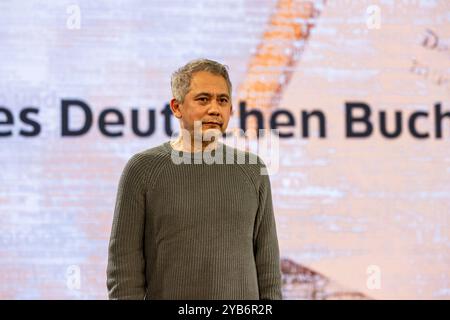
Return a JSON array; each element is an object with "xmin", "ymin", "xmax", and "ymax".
[{"xmin": 207, "ymin": 99, "xmax": 221, "ymax": 115}]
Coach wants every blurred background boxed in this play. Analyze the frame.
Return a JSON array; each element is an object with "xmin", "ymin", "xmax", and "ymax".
[{"xmin": 0, "ymin": 0, "xmax": 449, "ymax": 299}]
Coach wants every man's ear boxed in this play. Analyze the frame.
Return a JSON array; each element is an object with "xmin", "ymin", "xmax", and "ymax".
[{"xmin": 170, "ymin": 98, "xmax": 182, "ymax": 119}]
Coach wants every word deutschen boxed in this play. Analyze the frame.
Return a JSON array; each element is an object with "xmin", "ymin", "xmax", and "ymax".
[{"xmin": 0, "ymin": 99, "xmax": 448, "ymax": 139}]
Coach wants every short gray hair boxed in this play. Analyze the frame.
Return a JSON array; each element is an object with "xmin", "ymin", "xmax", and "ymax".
[{"xmin": 171, "ymin": 58, "xmax": 232, "ymax": 103}]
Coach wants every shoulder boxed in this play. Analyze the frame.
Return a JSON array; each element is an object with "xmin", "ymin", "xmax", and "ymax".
[
  {"xmin": 222, "ymin": 142, "xmax": 270, "ymax": 189},
  {"xmin": 223, "ymin": 142, "xmax": 267, "ymax": 168},
  {"xmin": 132, "ymin": 143, "xmax": 171, "ymax": 161},
  {"xmin": 120, "ymin": 142, "xmax": 171, "ymax": 185},
  {"xmin": 130, "ymin": 142, "xmax": 170, "ymax": 164}
]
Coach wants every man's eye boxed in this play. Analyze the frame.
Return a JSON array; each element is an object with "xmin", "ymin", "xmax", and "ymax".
[
  {"xmin": 220, "ymin": 99, "xmax": 228, "ymax": 103},
  {"xmin": 198, "ymin": 98, "xmax": 208, "ymax": 102}
]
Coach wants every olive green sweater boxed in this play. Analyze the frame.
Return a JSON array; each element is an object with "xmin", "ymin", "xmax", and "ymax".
[{"xmin": 106, "ymin": 141, "xmax": 282, "ymax": 300}]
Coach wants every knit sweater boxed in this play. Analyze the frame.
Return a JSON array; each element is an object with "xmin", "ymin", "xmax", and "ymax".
[{"xmin": 106, "ymin": 140, "xmax": 282, "ymax": 300}]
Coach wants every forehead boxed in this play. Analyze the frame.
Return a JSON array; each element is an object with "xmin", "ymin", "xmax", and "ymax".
[{"xmin": 188, "ymin": 71, "xmax": 229, "ymax": 95}]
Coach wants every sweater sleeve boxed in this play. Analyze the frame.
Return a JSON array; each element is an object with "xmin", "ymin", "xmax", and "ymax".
[
  {"xmin": 107, "ymin": 154, "xmax": 147, "ymax": 299},
  {"xmin": 253, "ymin": 162, "xmax": 282, "ymax": 300}
]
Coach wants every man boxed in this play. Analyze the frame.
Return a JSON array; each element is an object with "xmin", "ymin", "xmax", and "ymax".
[{"xmin": 106, "ymin": 58, "xmax": 282, "ymax": 299}]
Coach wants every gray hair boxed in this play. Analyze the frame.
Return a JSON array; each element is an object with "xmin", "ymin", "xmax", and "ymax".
[{"xmin": 171, "ymin": 58, "xmax": 232, "ymax": 103}]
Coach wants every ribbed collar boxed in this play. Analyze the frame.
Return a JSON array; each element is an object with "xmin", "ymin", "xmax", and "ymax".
[{"xmin": 162, "ymin": 140, "xmax": 227, "ymax": 164}]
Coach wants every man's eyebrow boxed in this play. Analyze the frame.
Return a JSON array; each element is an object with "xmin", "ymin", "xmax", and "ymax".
[
  {"xmin": 194, "ymin": 92, "xmax": 230, "ymax": 99},
  {"xmin": 194, "ymin": 92, "xmax": 212, "ymax": 98}
]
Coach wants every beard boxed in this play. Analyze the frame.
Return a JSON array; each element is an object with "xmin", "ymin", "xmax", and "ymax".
[{"xmin": 191, "ymin": 121, "xmax": 222, "ymax": 143}]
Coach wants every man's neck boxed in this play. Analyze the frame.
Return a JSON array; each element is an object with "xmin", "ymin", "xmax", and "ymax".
[{"xmin": 170, "ymin": 137, "xmax": 219, "ymax": 153}]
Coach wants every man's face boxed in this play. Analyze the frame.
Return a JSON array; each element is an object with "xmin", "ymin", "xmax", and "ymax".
[{"xmin": 171, "ymin": 71, "xmax": 232, "ymax": 141}]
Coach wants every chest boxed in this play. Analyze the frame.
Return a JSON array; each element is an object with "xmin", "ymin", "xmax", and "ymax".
[{"xmin": 147, "ymin": 164, "xmax": 259, "ymax": 238}]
